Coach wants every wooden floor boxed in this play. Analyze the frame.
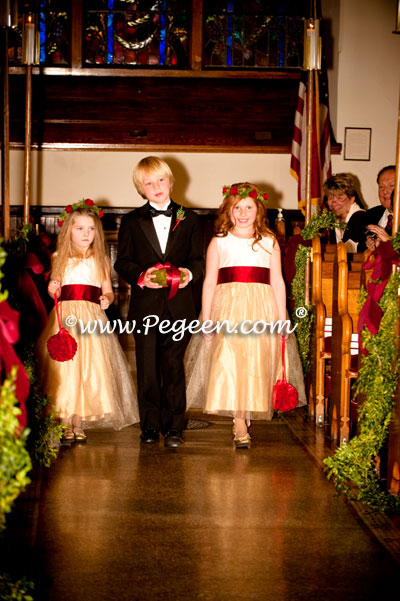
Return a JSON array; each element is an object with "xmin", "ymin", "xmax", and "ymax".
[{"xmin": 1, "ymin": 411, "xmax": 400, "ymax": 601}]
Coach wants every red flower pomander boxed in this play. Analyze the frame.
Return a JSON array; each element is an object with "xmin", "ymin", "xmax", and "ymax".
[{"xmin": 47, "ymin": 327, "xmax": 77, "ymax": 362}]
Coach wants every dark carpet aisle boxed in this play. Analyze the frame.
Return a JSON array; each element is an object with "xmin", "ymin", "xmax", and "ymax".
[{"xmin": 2, "ymin": 419, "xmax": 399, "ymax": 601}]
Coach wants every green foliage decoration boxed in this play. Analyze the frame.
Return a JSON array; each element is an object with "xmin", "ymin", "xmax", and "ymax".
[
  {"xmin": 24, "ymin": 345, "xmax": 64, "ymax": 467},
  {"xmin": 0, "ymin": 368, "xmax": 32, "ymax": 532},
  {"xmin": 291, "ymin": 245, "xmax": 312, "ymax": 373},
  {"xmin": 291, "ymin": 210, "xmax": 344, "ymax": 374},
  {"xmin": 323, "ymin": 271, "xmax": 400, "ymax": 511},
  {"xmin": 0, "ymin": 574, "xmax": 34, "ymax": 601}
]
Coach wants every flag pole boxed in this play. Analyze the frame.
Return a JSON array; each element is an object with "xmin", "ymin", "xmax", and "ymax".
[
  {"xmin": 304, "ymin": 69, "xmax": 314, "ymax": 306},
  {"xmin": 0, "ymin": 26, "xmax": 10, "ymax": 242},
  {"xmin": 392, "ymin": 86, "xmax": 400, "ymax": 241}
]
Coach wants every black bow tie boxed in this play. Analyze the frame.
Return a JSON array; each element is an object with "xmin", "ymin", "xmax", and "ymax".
[{"xmin": 149, "ymin": 205, "xmax": 173, "ymax": 217}]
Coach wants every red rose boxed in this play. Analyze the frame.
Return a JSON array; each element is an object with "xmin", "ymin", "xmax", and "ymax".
[
  {"xmin": 230, "ymin": 186, "xmax": 238, "ymax": 196},
  {"xmin": 99, "ymin": 210, "xmax": 104, "ymax": 218},
  {"xmin": 57, "ymin": 219, "xmax": 63, "ymax": 227},
  {"xmin": 262, "ymin": 193, "xmax": 269, "ymax": 201},
  {"xmin": 85, "ymin": 199, "xmax": 94, "ymax": 206},
  {"xmin": 65, "ymin": 205, "xmax": 73, "ymax": 213},
  {"xmin": 249, "ymin": 189, "xmax": 258, "ymax": 199},
  {"xmin": 223, "ymin": 186, "xmax": 229, "ymax": 194}
]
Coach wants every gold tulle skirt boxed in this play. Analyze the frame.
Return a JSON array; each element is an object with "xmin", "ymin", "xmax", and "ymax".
[
  {"xmin": 36, "ymin": 300, "xmax": 139, "ymax": 430},
  {"xmin": 185, "ymin": 282, "xmax": 284, "ymax": 421}
]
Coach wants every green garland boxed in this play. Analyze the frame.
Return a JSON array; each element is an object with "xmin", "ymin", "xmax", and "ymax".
[
  {"xmin": 0, "ymin": 574, "xmax": 34, "ymax": 601},
  {"xmin": 291, "ymin": 210, "xmax": 344, "ymax": 374},
  {"xmin": 4, "ymin": 227, "xmax": 64, "ymax": 466},
  {"xmin": 323, "ymin": 271, "xmax": 400, "ymax": 511}
]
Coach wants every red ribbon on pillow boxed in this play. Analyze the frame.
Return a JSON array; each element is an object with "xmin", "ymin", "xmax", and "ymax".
[{"xmin": 137, "ymin": 262, "xmax": 182, "ymax": 299}]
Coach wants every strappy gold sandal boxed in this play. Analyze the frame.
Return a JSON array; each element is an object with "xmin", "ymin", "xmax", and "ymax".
[
  {"xmin": 62, "ymin": 428, "xmax": 75, "ymax": 441},
  {"xmin": 234, "ymin": 433, "xmax": 251, "ymax": 449},
  {"xmin": 73, "ymin": 427, "xmax": 87, "ymax": 442}
]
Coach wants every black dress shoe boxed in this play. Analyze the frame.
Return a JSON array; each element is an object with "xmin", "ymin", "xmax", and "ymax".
[
  {"xmin": 140, "ymin": 429, "xmax": 159, "ymax": 443},
  {"xmin": 164, "ymin": 431, "xmax": 184, "ymax": 448}
]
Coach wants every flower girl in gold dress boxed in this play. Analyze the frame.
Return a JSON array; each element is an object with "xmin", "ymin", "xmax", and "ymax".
[
  {"xmin": 186, "ymin": 184, "xmax": 288, "ymax": 448},
  {"xmin": 36, "ymin": 200, "xmax": 139, "ymax": 442}
]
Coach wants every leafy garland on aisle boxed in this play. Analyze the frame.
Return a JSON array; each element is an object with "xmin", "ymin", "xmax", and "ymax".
[
  {"xmin": 290, "ymin": 210, "xmax": 344, "ymax": 374},
  {"xmin": 323, "ymin": 269, "xmax": 400, "ymax": 512},
  {"xmin": 4, "ymin": 225, "xmax": 63, "ymax": 467},
  {"xmin": 0, "ymin": 242, "xmax": 32, "ymax": 532}
]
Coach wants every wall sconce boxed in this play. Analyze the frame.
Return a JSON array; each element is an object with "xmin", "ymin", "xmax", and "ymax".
[{"xmin": 303, "ymin": 18, "xmax": 321, "ymax": 70}]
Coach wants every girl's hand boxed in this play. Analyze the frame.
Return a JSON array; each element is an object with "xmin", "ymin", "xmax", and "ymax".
[
  {"xmin": 100, "ymin": 295, "xmax": 111, "ymax": 310},
  {"xmin": 48, "ymin": 280, "xmax": 61, "ymax": 297}
]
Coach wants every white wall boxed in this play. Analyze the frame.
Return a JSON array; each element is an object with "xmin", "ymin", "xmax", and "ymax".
[
  {"xmin": 324, "ymin": 0, "xmax": 400, "ymax": 207},
  {"xmin": 9, "ymin": 150, "xmax": 299, "ymax": 210},
  {"xmin": 6, "ymin": 0, "xmax": 400, "ymax": 212}
]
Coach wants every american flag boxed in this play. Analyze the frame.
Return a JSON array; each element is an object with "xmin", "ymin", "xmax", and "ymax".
[{"xmin": 290, "ymin": 65, "xmax": 332, "ymax": 215}]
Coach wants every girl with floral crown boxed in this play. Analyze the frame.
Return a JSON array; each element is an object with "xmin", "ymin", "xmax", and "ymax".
[
  {"xmin": 36, "ymin": 199, "xmax": 139, "ymax": 442},
  {"xmin": 186, "ymin": 183, "xmax": 290, "ymax": 448}
]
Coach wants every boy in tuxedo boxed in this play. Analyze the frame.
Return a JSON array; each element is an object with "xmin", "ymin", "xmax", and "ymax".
[{"xmin": 115, "ymin": 157, "xmax": 204, "ymax": 447}]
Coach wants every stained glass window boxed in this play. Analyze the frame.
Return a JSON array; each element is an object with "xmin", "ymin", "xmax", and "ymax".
[
  {"xmin": 83, "ymin": 1, "xmax": 190, "ymax": 67},
  {"xmin": 203, "ymin": 1, "xmax": 306, "ymax": 69}
]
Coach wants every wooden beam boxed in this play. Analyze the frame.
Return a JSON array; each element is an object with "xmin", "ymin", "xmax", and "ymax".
[{"xmin": 1, "ymin": 27, "xmax": 10, "ymax": 242}]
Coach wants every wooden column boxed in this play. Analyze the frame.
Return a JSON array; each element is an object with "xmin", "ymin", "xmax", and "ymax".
[
  {"xmin": 1, "ymin": 27, "xmax": 10, "ymax": 242},
  {"xmin": 190, "ymin": 0, "xmax": 203, "ymax": 71}
]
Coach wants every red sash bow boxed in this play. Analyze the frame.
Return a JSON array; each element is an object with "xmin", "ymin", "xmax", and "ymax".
[{"xmin": 137, "ymin": 262, "xmax": 182, "ymax": 299}]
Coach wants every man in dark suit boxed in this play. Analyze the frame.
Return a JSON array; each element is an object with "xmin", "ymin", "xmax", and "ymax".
[
  {"xmin": 364, "ymin": 165, "xmax": 395, "ymax": 249},
  {"xmin": 115, "ymin": 157, "xmax": 204, "ymax": 448}
]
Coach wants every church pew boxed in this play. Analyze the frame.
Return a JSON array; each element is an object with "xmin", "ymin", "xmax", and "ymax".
[
  {"xmin": 329, "ymin": 242, "xmax": 365, "ymax": 444},
  {"xmin": 309, "ymin": 238, "xmax": 336, "ymax": 424}
]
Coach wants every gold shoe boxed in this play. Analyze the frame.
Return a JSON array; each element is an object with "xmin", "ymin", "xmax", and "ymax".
[
  {"xmin": 73, "ymin": 427, "xmax": 87, "ymax": 442},
  {"xmin": 63, "ymin": 428, "xmax": 75, "ymax": 441},
  {"xmin": 234, "ymin": 433, "xmax": 251, "ymax": 449}
]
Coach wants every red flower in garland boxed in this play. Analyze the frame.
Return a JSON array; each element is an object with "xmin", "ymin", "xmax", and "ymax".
[
  {"xmin": 249, "ymin": 189, "xmax": 258, "ymax": 199},
  {"xmin": 99, "ymin": 209, "xmax": 104, "ymax": 218},
  {"xmin": 262, "ymin": 193, "xmax": 268, "ymax": 201},
  {"xmin": 230, "ymin": 186, "xmax": 239, "ymax": 196},
  {"xmin": 85, "ymin": 198, "xmax": 95, "ymax": 207},
  {"xmin": 65, "ymin": 205, "xmax": 73, "ymax": 213}
]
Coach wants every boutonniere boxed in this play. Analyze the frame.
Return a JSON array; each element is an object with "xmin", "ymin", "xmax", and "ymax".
[{"xmin": 172, "ymin": 206, "xmax": 186, "ymax": 231}]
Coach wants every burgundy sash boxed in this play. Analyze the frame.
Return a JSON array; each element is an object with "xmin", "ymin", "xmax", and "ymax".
[
  {"xmin": 61, "ymin": 284, "xmax": 101, "ymax": 304},
  {"xmin": 217, "ymin": 266, "xmax": 270, "ymax": 285}
]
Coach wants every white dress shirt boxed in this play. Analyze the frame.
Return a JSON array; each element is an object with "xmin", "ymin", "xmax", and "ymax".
[{"xmin": 149, "ymin": 200, "xmax": 172, "ymax": 254}]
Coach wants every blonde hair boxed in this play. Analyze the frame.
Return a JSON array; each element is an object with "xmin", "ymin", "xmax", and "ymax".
[
  {"xmin": 214, "ymin": 182, "xmax": 275, "ymax": 248},
  {"xmin": 51, "ymin": 208, "xmax": 108, "ymax": 283},
  {"xmin": 133, "ymin": 156, "xmax": 175, "ymax": 198}
]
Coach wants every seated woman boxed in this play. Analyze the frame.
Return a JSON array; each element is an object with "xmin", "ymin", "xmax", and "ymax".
[{"xmin": 323, "ymin": 173, "xmax": 366, "ymax": 253}]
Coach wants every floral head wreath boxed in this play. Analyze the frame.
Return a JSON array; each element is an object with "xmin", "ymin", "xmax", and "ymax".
[
  {"xmin": 57, "ymin": 198, "xmax": 104, "ymax": 228},
  {"xmin": 222, "ymin": 185, "xmax": 268, "ymax": 204}
]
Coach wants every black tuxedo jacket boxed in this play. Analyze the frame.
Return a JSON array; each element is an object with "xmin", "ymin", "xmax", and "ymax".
[
  {"xmin": 365, "ymin": 205, "xmax": 386, "ymax": 226},
  {"xmin": 114, "ymin": 200, "xmax": 204, "ymax": 323},
  {"xmin": 328, "ymin": 209, "xmax": 367, "ymax": 252}
]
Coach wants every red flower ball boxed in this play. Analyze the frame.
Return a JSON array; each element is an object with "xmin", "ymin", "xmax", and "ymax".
[
  {"xmin": 85, "ymin": 198, "xmax": 95, "ymax": 206},
  {"xmin": 249, "ymin": 189, "xmax": 258, "ymax": 199},
  {"xmin": 65, "ymin": 205, "xmax": 73, "ymax": 213},
  {"xmin": 262, "ymin": 193, "xmax": 269, "ymax": 201},
  {"xmin": 47, "ymin": 328, "xmax": 77, "ymax": 362},
  {"xmin": 230, "ymin": 186, "xmax": 238, "ymax": 196},
  {"xmin": 57, "ymin": 219, "xmax": 63, "ymax": 228}
]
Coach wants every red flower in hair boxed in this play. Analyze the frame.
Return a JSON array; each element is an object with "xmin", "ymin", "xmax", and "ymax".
[
  {"xmin": 85, "ymin": 199, "xmax": 95, "ymax": 207},
  {"xmin": 57, "ymin": 219, "xmax": 63, "ymax": 227},
  {"xmin": 262, "ymin": 193, "xmax": 269, "ymax": 201},
  {"xmin": 249, "ymin": 189, "xmax": 258, "ymax": 199},
  {"xmin": 65, "ymin": 205, "xmax": 73, "ymax": 213},
  {"xmin": 99, "ymin": 209, "xmax": 104, "ymax": 218},
  {"xmin": 230, "ymin": 186, "xmax": 239, "ymax": 196},
  {"xmin": 222, "ymin": 186, "xmax": 229, "ymax": 195}
]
